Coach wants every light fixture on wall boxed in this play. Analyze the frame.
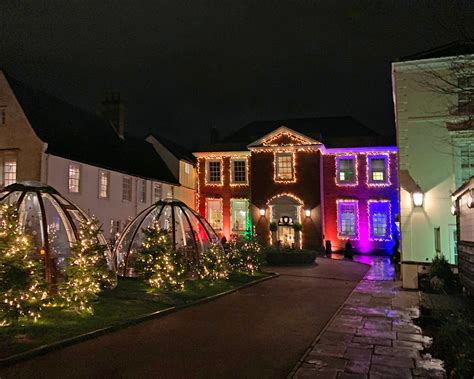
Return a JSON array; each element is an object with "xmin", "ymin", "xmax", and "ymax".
[
  {"xmin": 305, "ymin": 209, "xmax": 311, "ymax": 217},
  {"xmin": 467, "ymin": 190, "xmax": 474, "ymax": 209},
  {"xmin": 259, "ymin": 208, "xmax": 265, "ymax": 216},
  {"xmin": 451, "ymin": 202, "xmax": 457, "ymax": 216},
  {"xmin": 412, "ymin": 191, "xmax": 424, "ymax": 207}
]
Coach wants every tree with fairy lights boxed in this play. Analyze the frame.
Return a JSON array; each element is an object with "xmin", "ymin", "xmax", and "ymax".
[
  {"xmin": 0, "ymin": 204, "xmax": 47, "ymax": 326},
  {"xmin": 58, "ymin": 217, "xmax": 114, "ymax": 314},
  {"xmin": 227, "ymin": 235, "xmax": 264, "ymax": 274},
  {"xmin": 135, "ymin": 223, "xmax": 187, "ymax": 291},
  {"xmin": 197, "ymin": 243, "xmax": 229, "ymax": 281}
]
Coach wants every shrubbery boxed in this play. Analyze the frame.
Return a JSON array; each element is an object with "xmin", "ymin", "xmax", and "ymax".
[{"xmin": 227, "ymin": 235, "xmax": 265, "ymax": 274}]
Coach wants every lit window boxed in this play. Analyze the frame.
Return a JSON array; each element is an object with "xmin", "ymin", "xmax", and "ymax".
[
  {"xmin": 122, "ymin": 177, "xmax": 132, "ymax": 201},
  {"xmin": 184, "ymin": 162, "xmax": 190, "ymax": 175},
  {"xmin": 139, "ymin": 179, "xmax": 147, "ymax": 203},
  {"xmin": 68, "ymin": 164, "xmax": 81, "ymax": 193},
  {"xmin": 369, "ymin": 158, "xmax": 387, "ymax": 182},
  {"xmin": 3, "ymin": 158, "xmax": 16, "ymax": 186},
  {"xmin": 231, "ymin": 199, "xmax": 249, "ymax": 232},
  {"xmin": 338, "ymin": 157, "xmax": 355, "ymax": 183},
  {"xmin": 206, "ymin": 199, "xmax": 222, "ymax": 231},
  {"xmin": 337, "ymin": 201, "xmax": 358, "ymax": 237},
  {"xmin": 153, "ymin": 182, "xmax": 162, "ymax": 202},
  {"xmin": 368, "ymin": 201, "xmax": 391, "ymax": 240},
  {"xmin": 207, "ymin": 160, "xmax": 221, "ymax": 183},
  {"xmin": 110, "ymin": 219, "xmax": 121, "ymax": 236},
  {"xmin": 232, "ymin": 160, "xmax": 247, "ymax": 183},
  {"xmin": 275, "ymin": 153, "xmax": 294, "ymax": 180},
  {"xmin": 434, "ymin": 227, "xmax": 441, "ymax": 254},
  {"xmin": 98, "ymin": 171, "xmax": 109, "ymax": 198}
]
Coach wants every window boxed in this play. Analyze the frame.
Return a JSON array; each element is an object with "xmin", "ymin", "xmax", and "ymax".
[
  {"xmin": 110, "ymin": 219, "xmax": 121, "ymax": 237},
  {"xmin": 368, "ymin": 200, "xmax": 391, "ymax": 240},
  {"xmin": 122, "ymin": 177, "xmax": 132, "ymax": 201},
  {"xmin": 0, "ymin": 152, "xmax": 17, "ymax": 187},
  {"xmin": 206, "ymin": 199, "xmax": 222, "ymax": 231},
  {"xmin": 337, "ymin": 157, "xmax": 355, "ymax": 183},
  {"xmin": 231, "ymin": 159, "xmax": 247, "ymax": 184},
  {"xmin": 153, "ymin": 182, "xmax": 162, "ymax": 202},
  {"xmin": 68, "ymin": 164, "xmax": 81, "ymax": 193},
  {"xmin": 458, "ymin": 76, "xmax": 474, "ymax": 114},
  {"xmin": 98, "ymin": 171, "xmax": 109, "ymax": 198},
  {"xmin": 434, "ymin": 227, "xmax": 441, "ymax": 254},
  {"xmin": 207, "ymin": 160, "xmax": 221, "ymax": 184},
  {"xmin": 368, "ymin": 157, "xmax": 387, "ymax": 183},
  {"xmin": 139, "ymin": 179, "xmax": 147, "ymax": 203},
  {"xmin": 184, "ymin": 162, "xmax": 191, "ymax": 175},
  {"xmin": 460, "ymin": 143, "xmax": 474, "ymax": 183},
  {"xmin": 275, "ymin": 152, "xmax": 294, "ymax": 181},
  {"xmin": 337, "ymin": 201, "xmax": 358, "ymax": 238},
  {"xmin": 231, "ymin": 199, "xmax": 249, "ymax": 232}
]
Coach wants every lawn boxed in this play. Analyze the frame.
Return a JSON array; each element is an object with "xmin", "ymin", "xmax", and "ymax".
[{"xmin": 0, "ymin": 271, "xmax": 270, "ymax": 359}]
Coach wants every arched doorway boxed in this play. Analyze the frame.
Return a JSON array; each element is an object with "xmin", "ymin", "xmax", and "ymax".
[{"xmin": 268, "ymin": 194, "xmax": 303, "ymax": 247}]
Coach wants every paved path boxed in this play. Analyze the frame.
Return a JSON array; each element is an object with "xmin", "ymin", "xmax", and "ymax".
[
  {"xmin": 0, "ymin": 258, "xmax": 369, "ymax": 379},
  {"xmin": 292, "ymin": 256, "xmax": 446, "ymax": 379}
]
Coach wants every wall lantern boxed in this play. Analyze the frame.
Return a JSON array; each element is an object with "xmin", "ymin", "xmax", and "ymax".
[
  {"xmin": 413, "ymin": 191, "xmax": 424, "ymax": 207},
  {"xmin": 451, "ymin": 202, "xmax": 457, "ymax": 216},
  {"xmin": 305, "ymin": 209, "xmax": 311, "ymax": 217},
  {"xmin": 467, "ymin": 190, "xmax": 474, "ymax": 209},
  {"xmin": 259, "ymin": 208, "xmax": 265, "ymax": 216}
]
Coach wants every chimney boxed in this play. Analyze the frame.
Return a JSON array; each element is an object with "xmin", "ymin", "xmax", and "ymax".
[
  {"xmin": 101, "ymin": 92, "xmax": 126, "ymax": 138},
  {"xmin": 210, "ymin": 127, "xmax": 219, "ymax": 144}
]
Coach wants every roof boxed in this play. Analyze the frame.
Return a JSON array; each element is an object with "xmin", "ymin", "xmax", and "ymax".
[
  {"xmin": 196, "ymin": 116, "xmax": 394, "ymax": 151},
  {"xmin": 148, "ymin": 133, "xmax": 196, "ymax": 164},
  {"xmin": 5, "ymin": 73, "xmax": 179, "ymax": 184},
  {"xmin": 399, "ymin": 40, "xmax": 474, "ymax": 62}
]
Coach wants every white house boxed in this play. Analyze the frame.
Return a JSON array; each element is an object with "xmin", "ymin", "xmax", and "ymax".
[
  {"xmin": 392, "ymin": 41, "xmax": 474, "ymax": 288},
  {"xmin": 0, "ymin": 70, "xmax": 196, "ymax": 242}
]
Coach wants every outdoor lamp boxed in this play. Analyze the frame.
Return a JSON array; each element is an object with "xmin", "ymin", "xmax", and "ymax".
[
  {"xmin": 413, "ymin": 191, "xmax": 424, "ymax": 207},
  {"xmin": 259, "ymin": 208, "xmax": 265, "ymax": 216},
  {"xmin": 305, "ymin": 209, "xmax": 311, "ymax": 217}
]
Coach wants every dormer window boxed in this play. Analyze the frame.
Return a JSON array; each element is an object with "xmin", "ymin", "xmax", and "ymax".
[{"xmin": 275, "ymin": 152, "xmax": 294, "ymax": 182}]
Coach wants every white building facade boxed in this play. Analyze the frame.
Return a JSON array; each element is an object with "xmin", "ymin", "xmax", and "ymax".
[{"xmin": 392, "ymin": 42, "xmax": 474, "ymax": 288}]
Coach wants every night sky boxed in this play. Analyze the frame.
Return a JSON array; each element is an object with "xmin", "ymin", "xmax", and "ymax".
[{"xmin": 1, "ymin": 1, "xmax": 473, "ymax": 148}]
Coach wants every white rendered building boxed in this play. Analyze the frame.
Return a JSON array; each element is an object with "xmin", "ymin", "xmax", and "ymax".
[
  {"xmin": 0, "ymin": 71, "xmax": 196, "ymax": 242},
  {"xmin": 392, "ymin": 41, "xmax": 474, "ymax": 288}
]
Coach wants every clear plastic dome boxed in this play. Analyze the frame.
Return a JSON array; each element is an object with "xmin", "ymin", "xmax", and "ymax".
[
  {"xmin": 0, "ymin": 181, "xmax": 115, "ymax": 285},
  {"xmin": 115, "ymin": 200, "xmax": 222, "ymax": 277}
]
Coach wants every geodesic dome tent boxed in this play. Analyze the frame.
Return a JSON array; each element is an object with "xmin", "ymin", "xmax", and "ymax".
[
  {"xmin": 0, "ymin": 181, "xmax": 115, "ymax": 286},
  {"xmin": 115, "ymin": 199, "xmax": 223, "ymax": 277}
]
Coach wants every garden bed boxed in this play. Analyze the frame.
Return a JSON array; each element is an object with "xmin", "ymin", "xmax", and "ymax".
[
  {"xmin": 265, "ymin": 249, "xmax": 317, "ymax": 265},
  {"xmin": 0, "ymin": 271, "xmax": 271, "ymax": 360}
]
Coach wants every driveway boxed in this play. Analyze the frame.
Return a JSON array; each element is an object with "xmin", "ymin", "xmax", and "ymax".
[{"xmin": 0, "ymin": 258, "xmax": 369, "ymax": 379}]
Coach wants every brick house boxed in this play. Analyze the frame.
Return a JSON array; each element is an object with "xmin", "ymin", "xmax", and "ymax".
[{"xmin": 194, "ymin": 117, "xmax": 399, "ymax": 253}]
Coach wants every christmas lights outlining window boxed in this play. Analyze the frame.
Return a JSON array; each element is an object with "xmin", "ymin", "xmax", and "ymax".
[
  {"xmin": 205, "ymin": 158, "xmax": 223, "ymax": 186},
  {"xmin": 367, "ymin": 200, "xmax": 392, "ymax": 241},
  {"xmin": 367, "ymin": 154, "xmax": 390, "ymax": 187},
  {"xmin": 336, "ymin": 155, "xmax": 357, "ymax": 186},
  {"xmin": 230, "ymin": 158, "xmax": 248, "ymax": 185},
  {"xmin": 274, "ymin": 152, "xmax": 295, "ymax": 182},
  {"xmin": 336, "ymin": 199, "xmax": 359, "ymax": 240},
  {"xmin": 68, "ymin": 163, "xmax": 81, "ymax": 193},
  {"xmin": 206, "ymin": 198, "xmax": 223, "ymax": 231}
]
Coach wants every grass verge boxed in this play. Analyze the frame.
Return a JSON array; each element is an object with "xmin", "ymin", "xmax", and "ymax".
[{"xmin": 0, "ymin": 271, "xmax": 270, "ymax": 359}]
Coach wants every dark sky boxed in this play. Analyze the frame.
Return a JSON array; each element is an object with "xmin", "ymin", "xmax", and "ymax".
[{"xmin": 1, "ymin": 1, "xmax": 473, "ymax": 148}]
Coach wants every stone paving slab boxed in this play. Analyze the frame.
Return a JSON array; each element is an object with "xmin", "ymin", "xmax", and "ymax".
[{"xmin": 292, "ymin": 256, "xmax": 447, "ymax": 379}]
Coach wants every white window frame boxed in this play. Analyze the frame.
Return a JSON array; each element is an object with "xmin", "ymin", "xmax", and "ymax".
[
  {"xmin": 275, "ymin": 152, "xmax": 294, "ymax": 181},
  {"xmin": 206, "ymin": 198, "xmax": 223, "ymax": 231},
  {"xmin": 184, "ymin": 162, "xmax": 191, "ymax": 175},
  {"xmin": 68, "ymin": 163, "xmax": 81, "ymax": 193},
  {"xmin": 337, "ymin": 156, "xmax": 356, "ymax": 184},
  {"xmin": 230, "ymin": 198, "xmax": 249, "ymax": 233},
  {"xmin": 98, "ymin": 170, "xmax": 110, "ymax": 199},
  {"xmin": 230, "ymin": 158, "xmax": 248, "ymax": 185},
  {"xmin": 368, "ymin": 156, "xmax": 388, "ymax": 184},
  {"xmin": 206, "ymin": 159, "xmax": 222, "ymax": 184},
  {"xmin": 122, "ymin": 176, "xmax": 132, "ymax": 202}
]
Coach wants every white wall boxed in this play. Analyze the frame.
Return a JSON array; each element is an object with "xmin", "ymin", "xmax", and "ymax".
[{"xmin": 45, "ymin": 154, "xmax": 175, "ymax": 240}]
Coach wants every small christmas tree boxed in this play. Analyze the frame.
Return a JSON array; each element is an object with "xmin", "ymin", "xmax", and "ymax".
[
  {"xmin": 58, "ymin": 217, "xmax": 114, "ymax": 314},
  {"xmin": 0, "ymin": 204, "xmax": 47, "ymax": 326},
  {"xmin": 135, "ymin": 223, "xmax": 187, "ymax": 291},
  {"xmin": 228, "ymin": 235, "xmax": 264, "ymax": 274},
  {"xmin": 197, "ymin": 243, "xmax": 229, "ymax": 281}
]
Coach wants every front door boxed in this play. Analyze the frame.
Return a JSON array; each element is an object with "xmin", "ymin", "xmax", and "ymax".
[{"xmin": 278, "ymin": 225, "xmax": 295, "ymax": 247}]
